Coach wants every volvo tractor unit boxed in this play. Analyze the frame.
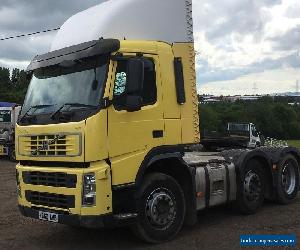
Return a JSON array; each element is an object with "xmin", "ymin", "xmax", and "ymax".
[{"xmin": 16, "ymin": 0, "xmax": 300, "ymax": 243}]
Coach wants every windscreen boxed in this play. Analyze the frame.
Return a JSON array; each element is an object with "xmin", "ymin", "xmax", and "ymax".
[
  {"xmin": 228, "ymin": 123, "xmax": 250, "ymax": 132},
  {"xmin": 22, "ymin": 56, "xmax": 109, "ymax": 116}
]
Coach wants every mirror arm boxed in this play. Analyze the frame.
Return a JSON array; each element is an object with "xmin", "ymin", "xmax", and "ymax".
[
  {"xmin": 101, "ymin": 97, "xmax": 113, "ymax": 108},
  {"xmin": 26, "ymin": 71, "xmax": 33, "ymax": 81}
]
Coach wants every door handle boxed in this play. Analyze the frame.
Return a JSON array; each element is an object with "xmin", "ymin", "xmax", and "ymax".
[{"xmin": 153, "ymin": 130, "xmax": 164, "ymax": 138}]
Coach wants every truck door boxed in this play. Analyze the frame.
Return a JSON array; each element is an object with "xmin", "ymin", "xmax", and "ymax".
[{"xmin": 107, "ymin": 55, "xmax": 164, "ymax": 158}]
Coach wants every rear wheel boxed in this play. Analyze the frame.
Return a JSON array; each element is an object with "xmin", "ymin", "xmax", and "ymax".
[
  {"xmin": 133, "ymin": 173, "xmax": 185, "ymax": 243},
  {"xmin": 275, "ymin": 154, "xmax": 299, "ymax": 204},
  {"xmin": 236, "ymin": 159, "xmax": 266, "ymax": 214}
]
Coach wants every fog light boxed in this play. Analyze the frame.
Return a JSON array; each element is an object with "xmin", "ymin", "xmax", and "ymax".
[{"xmin": 82, "ymin": 173, "xmax": 96, "ymax": 206}]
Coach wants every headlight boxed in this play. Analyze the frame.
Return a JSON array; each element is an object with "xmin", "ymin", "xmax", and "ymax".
[{"xmin": 82, "ymin": 173, "xmax": 96, "ymax": 206}]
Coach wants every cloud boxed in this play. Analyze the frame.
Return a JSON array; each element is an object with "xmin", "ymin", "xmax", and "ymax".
[
  {"xmin": 285, "ymin": 1, "xmax": 300, "ymax": 18},
  {"xmin": 0, "ymin": 0, "xmax": 299, "ymax": 95},
  {"xmin": 193, "ymin": 0, "xmax": 300, "ymax": 94},
  {"xmin": 0, "ymin": 0, "xmax": 106, "ymax": 69},
  {"xmin": 193, "ymin": 0, "xmax": 281, "ymax": 41},
  {"xmin": 0, "ymin": 0, "xmax": 103, "ymax": 33},
  {"xmin": 197, "ymin": 51, "xmax": 300, "ymax": 85},
  {"xmin": 269, "ymin": 25, "xmax": 300, "ymax": 51},
  {"xmin": 199, "ymin": 68, "xmax": 300, "ymax": 95}
]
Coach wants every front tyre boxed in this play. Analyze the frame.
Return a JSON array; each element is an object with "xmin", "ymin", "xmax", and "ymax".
[
  {"xmin": 9, "ymin": 146, "xmax": 16, "ymax": 162},
  {"xmin": 275, "ymin": 154, "xmax": 299, "ymax": 204},
  {"xmin": 133, "ymin": 173, "xmax": 185, "ymax": 243}
]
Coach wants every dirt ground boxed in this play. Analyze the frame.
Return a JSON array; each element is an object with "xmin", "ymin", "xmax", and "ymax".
[{"xmin": 0, "ymin": 159, "xmax": 300, "ymax": 250}]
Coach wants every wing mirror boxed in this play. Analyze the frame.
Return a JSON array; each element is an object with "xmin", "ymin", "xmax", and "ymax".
[
  {"xmin": 125, "ymin": 58, "xmax": 144, "ymax": 112},
  {"xmin": 126, "ymin": 58, "xmax": 144, "ymax": 95},
  {"xmin": 26, "ymin": 71, "xmax": 33, "ymax": 81},
  {"xmin": 125, "ymin": 96, "xmax": 143, "ymax": 112}
]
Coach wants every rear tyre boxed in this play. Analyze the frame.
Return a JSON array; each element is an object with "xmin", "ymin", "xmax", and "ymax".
[
  {"xmin": 236, "ymin": 159, "xmax": 265, "ymax": 214},
  {"xmin": 133, "ymin": 173, "xmax": 185, "ymax": 243},
  {"xmin": 275, "ymin": 154, "xmax": 299, "ymax": 204}
]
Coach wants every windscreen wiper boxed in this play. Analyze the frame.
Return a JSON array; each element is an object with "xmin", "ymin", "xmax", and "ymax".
[
  {"xmin": 51, "ymin": 103, "xmax": 98, "ymax": 120},
  {"xmin": 19, "ymin": 105, "xmax": 54, "ymax": 123}
]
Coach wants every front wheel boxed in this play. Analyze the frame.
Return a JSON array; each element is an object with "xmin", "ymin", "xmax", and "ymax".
[
  {"xmin": 133, "ymin": 173, "xmax": 185, "ymax": 243},
  {"xmin": 9, "ymin": 146, "xmax": 16, "ymax": 162}
]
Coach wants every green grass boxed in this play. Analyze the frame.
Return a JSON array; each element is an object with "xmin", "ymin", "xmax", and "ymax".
[{"xmin": 287, "ymin": 140, "xmax": 300, "ymax": 148}]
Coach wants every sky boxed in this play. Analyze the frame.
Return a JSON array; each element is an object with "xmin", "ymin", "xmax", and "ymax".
[{"xmin": 0, "ymin": 0, "xmax": 299, "ymax": 95}]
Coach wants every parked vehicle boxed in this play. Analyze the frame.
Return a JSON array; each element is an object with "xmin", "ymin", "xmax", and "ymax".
[
  {"xmin": 0, "ymin": 102, "xmax": 21, "ymax": 161},
  {"xmin": 16, "ymin": 0, "xmax": 300, "ymax": 243},
  {"xmin": 202, "ymin": 122, "xmax": 263, "ymax": 149}
]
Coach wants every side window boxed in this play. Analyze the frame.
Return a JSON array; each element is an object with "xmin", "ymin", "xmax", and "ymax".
[
  {"xmin": 114, "ymin": 61, "xmax": 127, "ymax": 97},
  {"xmin": 113, "ymin": 58, "xmax": 157, "ymax": 109},
  {"xmin": 252, "ymin": 126, "xmax": 258, "ymax": 137},
  {"xmin": 142, "ymin": 59, "xmax": 157, "ymax": 105}
]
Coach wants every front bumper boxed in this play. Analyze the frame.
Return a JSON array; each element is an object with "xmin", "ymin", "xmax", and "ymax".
[
  {"xmin": 19, "ymin": 206, "xmax": 136, "ymax": 228},
  {"xmin": 16, "ymin": 161, "xmax": 138, "ymax": 228},
  {"xmin": 17, "ymin": 161, "xmax": 113, "ymax": 220}
]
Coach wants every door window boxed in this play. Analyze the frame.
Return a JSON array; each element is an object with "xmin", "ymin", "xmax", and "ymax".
[{"xmin": 113, "ymin": 58, "xmax": 157, "ymax": 109}]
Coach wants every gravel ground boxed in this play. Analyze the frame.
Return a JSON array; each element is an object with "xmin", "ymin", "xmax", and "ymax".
[{"xmin": 0, "ymin": 159, "xmax": 300, "ymax": 250}]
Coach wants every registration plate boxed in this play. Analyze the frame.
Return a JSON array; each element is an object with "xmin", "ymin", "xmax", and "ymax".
[{"xmin": 38, "ymin": 211, "xmax": 59, "ymax": 223}]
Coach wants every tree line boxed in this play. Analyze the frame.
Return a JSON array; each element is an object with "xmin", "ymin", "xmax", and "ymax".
[
  {"xmin": 200, "ymin": 96, "xmax": 300, "ymax": 140},
  {"xmin": 0, "ymin": 67, "xmax": 30, "ymax": 104}
]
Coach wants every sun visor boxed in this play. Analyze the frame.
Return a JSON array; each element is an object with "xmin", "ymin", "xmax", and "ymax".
[{"xmin": 27, "ymin": 39, "xmax": 120, "ymax": 72}]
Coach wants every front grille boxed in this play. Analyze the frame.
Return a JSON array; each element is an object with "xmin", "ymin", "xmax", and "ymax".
[
  {"xmin": 20, "ymin": 161, "xmax": 90, "ymax": 168},
  {"xmin": 23, "ymin": 171, "xmax": 77, "ymax": 188},
  {"xmin": 25, "ymin": 191, "xmax": 75, "ymax": 209},
  {"xmin": 19, "ymin": 133, "xmax": 82, "ymax": 157},
  {"xmin": 31, "ymin": 135, "xmax": 67, "ymax": 156}
]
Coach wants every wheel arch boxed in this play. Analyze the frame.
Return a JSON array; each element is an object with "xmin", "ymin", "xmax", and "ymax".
[{"xmin": 135, "ymin": 146, "xmax": 197, "ymax": 226}]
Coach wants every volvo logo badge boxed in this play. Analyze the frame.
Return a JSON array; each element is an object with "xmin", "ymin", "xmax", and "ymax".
[
  {"xmin": 42, "ymin": 140, "xmax": 49, "ymax": 151},
  {"xmin": 31, "ymin": 135, "xmax": 65, "ymax": 156}
]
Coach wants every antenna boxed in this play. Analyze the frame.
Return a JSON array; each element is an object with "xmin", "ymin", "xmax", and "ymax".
[{"xmin": 252, "ymin": 82, "xmax": 258, "ymax": 95}]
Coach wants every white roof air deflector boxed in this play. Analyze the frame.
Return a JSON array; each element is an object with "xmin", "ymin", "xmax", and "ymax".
[{"xmin": 51, "ymin": 0, "xmax": 193, "ymax": 51}]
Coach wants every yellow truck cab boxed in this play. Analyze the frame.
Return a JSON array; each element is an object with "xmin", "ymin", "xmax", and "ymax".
[{"xmin": 16, "ymin": 0, "xmax": 300, "ymax": 243}]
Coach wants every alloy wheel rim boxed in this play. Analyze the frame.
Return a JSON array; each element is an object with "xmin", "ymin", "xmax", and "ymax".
[
  {"xmin": 145, "ymin": 188, "xmax": 176, "ymax": 229},
  {"xmin": 281, "ymin": 161, "xmax": 296, "ymax": 195},
  {"xmin": 244, "ymin": 170, "xmax": 262, "ymax": 202}
]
